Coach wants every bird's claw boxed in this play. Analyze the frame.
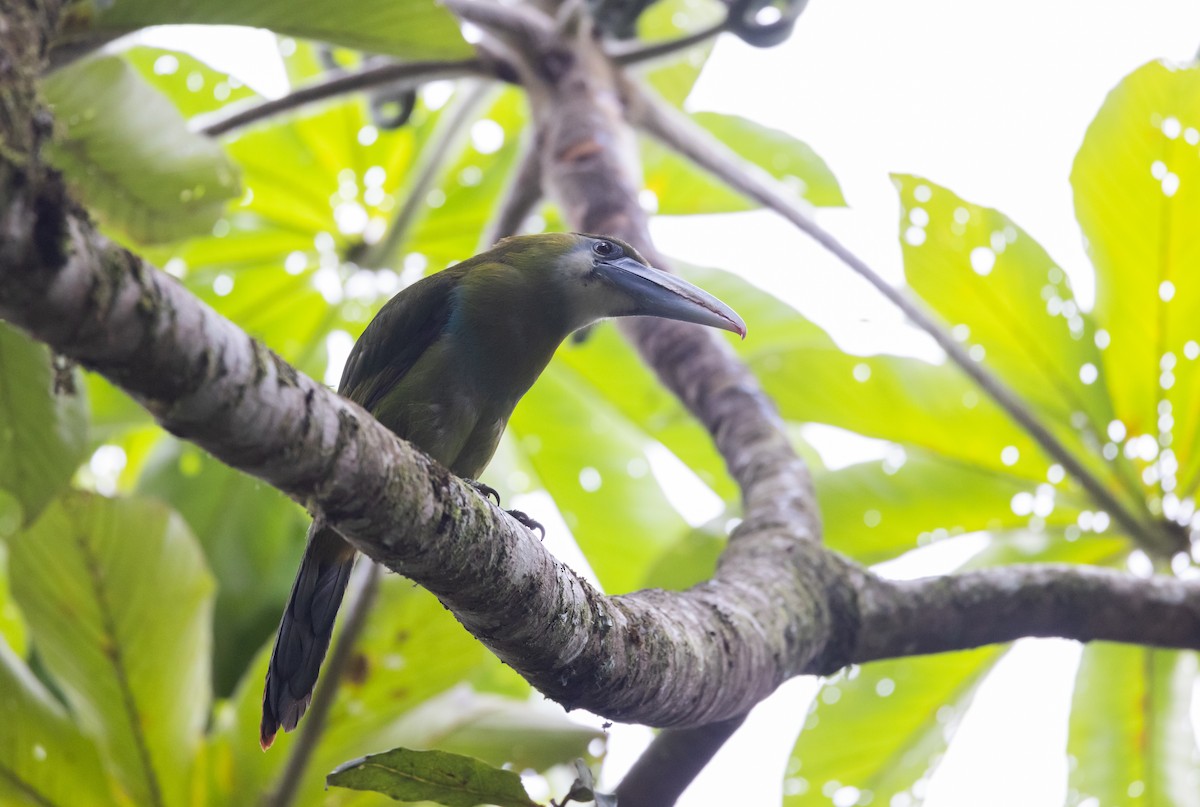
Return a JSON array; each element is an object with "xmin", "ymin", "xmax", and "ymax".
[
  {"xmin": 507, "ymin": 509, "xmax": 545, "ymax": 539},
  {"xmin": 466, "ymin": 479, "xmax": 501, "ymax": 505}
]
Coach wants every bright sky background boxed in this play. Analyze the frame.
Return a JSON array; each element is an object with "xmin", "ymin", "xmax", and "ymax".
[{"xmin": 141, "ymin": 1, "xmax": 1200, "ymax": 804}]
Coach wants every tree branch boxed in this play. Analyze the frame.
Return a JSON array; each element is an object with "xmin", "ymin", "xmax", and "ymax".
[
  {"xmin": 192, "ymin": 59, "xmax": 492, "ymax": 137},
  {"xmin": 612, "ymin": 716, "xmax": 747, "ymax": 807},
  {"xmin": 624, "ymin": 79, "xmax": 1172, "ymax": 557},
  {"xmin": 855, "ymin": 563, "xmax": 1200, "ymax": 662}
]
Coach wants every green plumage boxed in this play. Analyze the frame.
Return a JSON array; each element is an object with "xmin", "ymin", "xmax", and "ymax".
[{"xmin": 261, "ymin": 233, "xmax": 745, "ymax": 748}]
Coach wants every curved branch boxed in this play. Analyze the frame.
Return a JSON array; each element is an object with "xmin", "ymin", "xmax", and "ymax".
[
  {"xmin": 192, "ymin": 59, "xmax": 491, "ymax": 137},
  {"xmin": 624, "ymin": 79, "xmax": 1171, "ymax": 557}
]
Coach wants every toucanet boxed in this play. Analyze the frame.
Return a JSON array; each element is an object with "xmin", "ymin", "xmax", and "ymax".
[{"xmin": 260, "ymin": 232, "xmax": 746, "ymax": 748}]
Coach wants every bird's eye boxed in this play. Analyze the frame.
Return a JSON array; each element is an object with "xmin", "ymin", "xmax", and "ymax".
[{"xmin": 592, "ymin": 240, "xmax": 617, "ymax": 258}]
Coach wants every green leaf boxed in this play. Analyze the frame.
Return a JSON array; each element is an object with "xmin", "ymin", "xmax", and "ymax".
[
  {"xmin": 642, "ymin": 521, "xmax": 726, "ymax": 590},
  {"xmin": 1068, "ymin": 645, "xmax": 1200, "ymax": 807},
  {"xmin": 419, "ymin": 690, "xmax": 602, "ymax": 770},
  {"xmin": 634, "ymin": 0, "xmax": 724, "ymax": 106},
  {"xmin": 895, "ymin": 174, "xmax": 1111, "ymax": 428},
  {"xmin": 138, "ymin": 442, "xmax": 308, "ymax": 696},
  {"xmin": 1071, "ymin": 60, "xmax": 1200, "ymax": 496},
  {"xmin": 125, "ymin": 46, "xmax": 259, "ymax": 119},
  {"xmin": 0, "ymin": 638, "xmax": 117, "ymax": 807},
  {"xmin": 0, "ymin": 323, "xmax": 88, "ymax": 526},
  {"xmin": 815, "ymin": 450, "xmax": 1088, "ymax": 563},
  {"xmin": 43, "ymin": 56, "xmax": 241, "ymax": 245},
  {"xmin": 507, "ymin": 359, "xmax": 693, "ymax": 593},
  {"xmin": 9, "ymin": 493, "xmax": 214, "ymax": 807},
  {"xmin": 683, "ymin": 261, "xmax": 1049, "ymax": 481},
  {"xmin": 204, "ymin": 576, "xmax": 512, "ymax": 805},
  {"xmin": 76, "ymin": 0, "xmax": 471, "ymax": 60},
  {"xmin": 644, "ymin": 112, "xmax": 844, "ymax": 215},
  {"xmin": 784, "ymin": 647, "xmax": 1006, "ymax": 806},
  {"xmin": 328, "ymin": 747, "xmax": 538, "ymax": 807},
  {"xmin": 893, "ymin": 174, "xmax": 1145, "ymax": 513},
  {"xmin": 0, "ymin": 541, "xmax": 27, "ymax": 658}
]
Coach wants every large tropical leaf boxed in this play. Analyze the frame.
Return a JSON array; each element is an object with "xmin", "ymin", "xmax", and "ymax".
[
  {"xmin": 9, "ymin": 493, "xmax": 214, "ymax": 807},
  {"xmin": 43, "ymin": 56, "xmax": 241, "ymax": 245},
  {"xmin": 138, "ymin": 443, "xmax": 309, "ymax": 695},
  {"xmin": 0, "ymin": 323, "xmax": 88, "ymax": 526},
  {"xmin": 1071, "ymin": 60, "xmax": 1200, "ymax": 500}
]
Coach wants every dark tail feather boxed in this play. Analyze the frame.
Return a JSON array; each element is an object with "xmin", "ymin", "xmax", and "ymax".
[{"xmin": 260, "ymin": 524, "xmax": 356, "ymax": 750}]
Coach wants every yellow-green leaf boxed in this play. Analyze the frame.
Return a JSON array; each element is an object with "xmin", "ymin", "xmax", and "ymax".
[{"xmin": 9, "ymin": 493, "xmax": 214, "ymax": 807}]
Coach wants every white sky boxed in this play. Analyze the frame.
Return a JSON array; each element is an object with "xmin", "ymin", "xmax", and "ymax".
[{"xmin": 141, "ymin": 2, "xmax": 1200, "ymax": 805}]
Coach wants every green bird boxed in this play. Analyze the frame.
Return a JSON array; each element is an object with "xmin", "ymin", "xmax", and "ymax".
[{"xmin": 260, "ymin": 232, "xmax": 745, "ymax": 748}]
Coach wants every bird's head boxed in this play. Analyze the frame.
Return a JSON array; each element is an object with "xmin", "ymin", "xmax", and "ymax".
[{"xmin": 497, "ymin": 232, "xmax": 747, "ymax": 338}]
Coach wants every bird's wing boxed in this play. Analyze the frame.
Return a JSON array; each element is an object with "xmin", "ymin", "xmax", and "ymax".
[{"xmin": 337, "ymin": 265, "xmax": 466, "ymax": 411}]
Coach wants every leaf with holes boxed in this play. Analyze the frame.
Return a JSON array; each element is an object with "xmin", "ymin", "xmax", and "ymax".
[
  {"xmin": 43, "ymin": 56, "xmax": 241, "ymax": 246},
  {"xmin": 328, "ymin": 747, "xmax": 538, "ymax": 807},
  {"xmin": 0, "ymin": 323, "xmax": 88, "ymax": 527},
  {"xmin": 1068, "ymin": 644, "xmax": 1200, "ymax": 807},
  {"xmin": 9, "ymin": 493, "xmax": 214, "ymax": 807}
]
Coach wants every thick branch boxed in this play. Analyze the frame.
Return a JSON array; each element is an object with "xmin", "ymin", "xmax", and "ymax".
[
  {"xmin": 855, "ymin": 564, "xmax": 1200, "ymax": 662},
  {"xmin": 626, "ymin": 80, "xmax": 1171, "ymax": 556},
  {"xmin": 192, "ymin": 59, "xmax": 490, "ymax": 137}
]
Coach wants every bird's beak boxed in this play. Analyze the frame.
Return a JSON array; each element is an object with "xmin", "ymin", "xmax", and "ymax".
[{"xmin": 596, "ymin": 256, "xmax": 747, "ymax": 339}]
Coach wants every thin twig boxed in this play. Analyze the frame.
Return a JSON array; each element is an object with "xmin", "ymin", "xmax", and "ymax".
[
  {"xmin": 360, "ymin": 81, "xmax": 493, "ymax": 268},
  {"xmin": 262, "ymin": 563, "xmax": 382, "ymax": 807},
  {"xmin": 614, "ymin": 716, "xmax": 747, "ymax": 807},
  {"xmin": 608, "ymin": 20, "xmax": 727, "ymax": 67},
  {"xmin": 480, "ymin": 132, "xmax": 544, "ymax": 247},
  {"xmin": 625, "ymin": 79, "xmax": 1169, "ymax": 555},
  {"xmin": 192, "ymin": 59, "xmax": 489, "ymax": 137}
]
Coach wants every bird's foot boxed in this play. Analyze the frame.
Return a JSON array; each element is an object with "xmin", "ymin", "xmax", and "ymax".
[
  {"xmin": 507, "ymin": 509, "xmax": 545, "ymax": 539},
  {"xmin": 466, "ymin": 479, "xmax": 500, "ymax": 505},
  {"xmin": 466, "ymin": 480, "xmax": 544, "ymax": 538}
]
